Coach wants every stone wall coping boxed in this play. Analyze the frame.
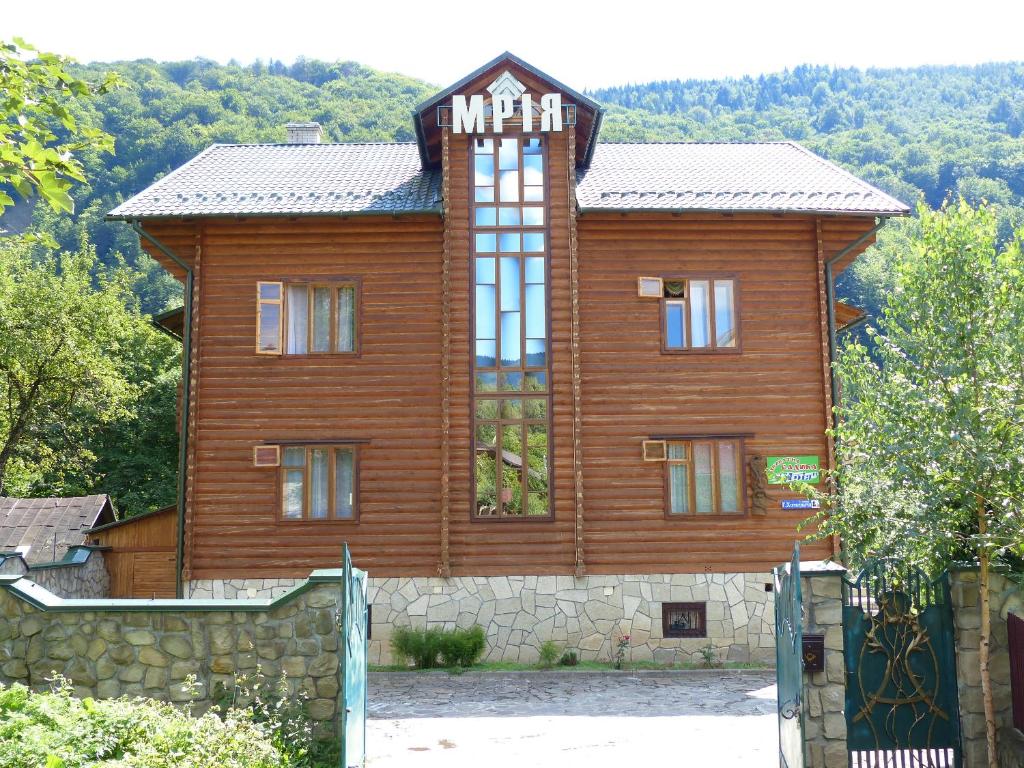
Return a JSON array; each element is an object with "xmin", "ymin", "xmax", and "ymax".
[
  {"xmin": 0, "ymin": 544, "xmax": 110, "ymax": 574},
  {"xmin": 798, "ymin": 560, "xmax": 846, "ymax": 576},
  {"xmin": 0, "ymin": 567, "xmax": 349, "ymax": 612}
]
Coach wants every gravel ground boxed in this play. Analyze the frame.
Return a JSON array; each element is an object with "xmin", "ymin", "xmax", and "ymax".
[{"xmin": 366, "ymin": 670, "xmax": 778, "ymax": 768}]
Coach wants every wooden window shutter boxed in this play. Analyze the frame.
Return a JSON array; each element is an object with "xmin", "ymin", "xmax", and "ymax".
[
  {"xmin": 256, "ymin": 281, "xmax": 284, "ymax": 355},
  {"xmin": 642, "ymin": 440, "xmax": 667, "ymax": 461},
  {"xmin": 637, "ymin": 276, "xmax": 663, "ymax": 298},
  {"xmin": 253, "ymin": 444, "xmax": 281, "ymax": 467}
]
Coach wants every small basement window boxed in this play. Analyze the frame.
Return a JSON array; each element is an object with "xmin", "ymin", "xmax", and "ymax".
[{"xmin": 662, "ymin": 602, "xmax": 707, "ymax": 638}]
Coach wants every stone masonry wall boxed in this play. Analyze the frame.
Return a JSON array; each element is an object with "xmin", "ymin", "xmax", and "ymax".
[
  {"xmin": 950, "ymin": 570, "xmax": 1022, "ymax": 768},
  {"xmin": 0, "ymin": 579, "xmax": 343, "ymax": 736},
  {"xmin": 29, "ymin": 550, "xmax": 110, "ymax": 599},
  {"xmin": 799, "ymin": 569, "xmax": 847, "ymax": 768},
  {"xmin": 192, "ymin": 572, "xmax": 777, "ymax": 665}
]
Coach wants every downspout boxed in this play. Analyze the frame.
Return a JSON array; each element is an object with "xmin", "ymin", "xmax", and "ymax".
[
  {"xmin": 824, "ymin": 219, "xmax": 885, "ymax": 432},
  {"xmin": 130, "ymin": 220, "xmax": 191, "ymax": 598}
]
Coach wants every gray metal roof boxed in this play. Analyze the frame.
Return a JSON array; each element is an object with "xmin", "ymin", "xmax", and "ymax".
[
  {"xmin": 108, "ymin": 143, "xmax": 443, "ymax": 219},
  {"xmin": 576, "ymin": 142, "xmax": 909, "ymax": 215},
  {"xmin": 108, "ymin": 139, "xmax": 907, "ymax": 220},
  {"xmin": 0, "ymin": 495, "xmax": 114, "ymax": 564}
]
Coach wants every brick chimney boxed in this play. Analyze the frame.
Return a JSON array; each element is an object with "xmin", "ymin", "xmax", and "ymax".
[{"xmin": 285, "ymin": 122, "xmax": 324, "ymax": 144}]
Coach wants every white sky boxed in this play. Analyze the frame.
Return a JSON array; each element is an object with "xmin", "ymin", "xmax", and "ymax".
[{"xmin": 6, "ymin": 0, "xmax": 1024, "ymax": 89}]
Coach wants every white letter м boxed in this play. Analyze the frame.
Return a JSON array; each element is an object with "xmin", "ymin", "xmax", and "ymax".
[{"xmin": 452, "ymin": 94, "xmax": 485, "ymax": 133}]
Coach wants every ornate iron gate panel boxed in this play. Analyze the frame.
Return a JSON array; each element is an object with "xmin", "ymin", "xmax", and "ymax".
[
  {"xmin": 775, "ymin": 543, "xmax": 805, "ymax": 768},
  {"xmin": 340, "ymin": 543, "xmax": 368, "ymax": 768},
  {"xmin": 843, "ymin": 562, "xmax": 962, "ymax": 768}
]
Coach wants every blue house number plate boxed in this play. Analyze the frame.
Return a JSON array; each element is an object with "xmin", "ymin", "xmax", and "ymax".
[{"xmin": 781, "ymin": 499, "xmax": 820, "ymax": 510}]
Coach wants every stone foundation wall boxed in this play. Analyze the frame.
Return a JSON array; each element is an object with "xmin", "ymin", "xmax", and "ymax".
[
  {"xmin": 950, "ymin": 570, "xmax": 1022, "ymax": 768},
  {"xmin": 0, "ymin": 574, "xmax": 343, "ymax": 736},
  {"xmin": 190, "ymin": 572, "xmax": 777, "ymax": 665},
  {"xmin": 799, "ymin": 566, "xmax": 847, "ymax": 768}
]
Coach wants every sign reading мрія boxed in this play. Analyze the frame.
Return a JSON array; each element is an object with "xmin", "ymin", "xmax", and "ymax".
[
  {"xmin": 766, "ymin": 455, "xmax": 821, "ymax": 485},
  {"xmin": 451, "ymin": 93, "xmax": 563, "ymax": 134}
]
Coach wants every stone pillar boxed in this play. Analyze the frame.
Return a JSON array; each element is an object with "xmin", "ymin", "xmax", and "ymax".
[
  {"xmin": 800, "ymin": 563, "xmax": 847, "ymax": 768},
  {"xmin": 950, "ymin": 569, "xmax": 1022, "ymax": 768}
]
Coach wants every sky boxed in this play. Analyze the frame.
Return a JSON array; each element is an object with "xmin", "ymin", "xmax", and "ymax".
[{"xmin": 6, "ymin": 0, "xmax": 1024, "ymax": 89}]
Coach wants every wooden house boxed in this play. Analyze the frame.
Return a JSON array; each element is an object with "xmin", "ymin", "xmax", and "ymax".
[{"xmin": 109, "ymin": 53, "xmax": 907, "ymax": 663}]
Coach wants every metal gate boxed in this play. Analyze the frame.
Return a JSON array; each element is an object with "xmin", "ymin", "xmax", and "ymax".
[
  {"xmin": 340, "ymin": 543, "xmax": 368, "ymax": 768},
  {"xmin": 775, "ymin": 543, "xmax": 805, "ymax": 768},
  {"xmin": 843, "ymin": 561, "xmax": 962, "ymax": 767}
]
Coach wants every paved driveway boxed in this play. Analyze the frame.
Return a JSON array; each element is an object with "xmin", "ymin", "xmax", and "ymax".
[{"xmin": 367, "ymin": 670, "xmax": 778, "ymax": 768}]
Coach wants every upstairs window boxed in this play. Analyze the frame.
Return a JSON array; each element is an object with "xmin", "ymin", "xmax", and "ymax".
[
  {"xmin": 640, "ymin": 276, "xmax": 738, "ymax": 351},
  {"xmin": 644, "ymin": 437, "xmax": 745, "ymax": 515},
  {"xmin": 279, "ymin": 445, "xmax": 357, "ymax": 520},
  {"xmin": 257, "ymin": 281, "xmax": 357, "ymax": 355}
]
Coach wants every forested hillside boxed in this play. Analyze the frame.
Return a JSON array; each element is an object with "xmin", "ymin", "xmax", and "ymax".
[{"xmin": 5, "ymin": 55, "xmax": 1024, "ymax": 514}]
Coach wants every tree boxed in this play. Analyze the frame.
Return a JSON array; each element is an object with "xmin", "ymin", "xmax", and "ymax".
[
  {"xmin": 0, "ymin": 38, "xmax": 118, "ymax": 214},
  {"xmin": 813, "ymin": 201, "xmax": 1024, "ymax": 768},
  {"xmin": 0, "ymin": 240, "xmax": 140, "ymax": 495}
]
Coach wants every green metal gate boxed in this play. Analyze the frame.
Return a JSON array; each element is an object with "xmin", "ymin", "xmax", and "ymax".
[
  {"xmin": 340, "ymin": 543, "xmax": 368, "ymax": 768},
  {"xmin": 843, "ymin": 561, "xmax": 962, "ymax": 767},
  {"xmin": 775, "ymin": 543, "xmax": 805, "ymax": 768}
]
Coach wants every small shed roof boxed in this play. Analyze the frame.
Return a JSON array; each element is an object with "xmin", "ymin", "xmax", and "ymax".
[{"xmin": 0, "ymin": 495, "xmax": 115, "ymax": 564}]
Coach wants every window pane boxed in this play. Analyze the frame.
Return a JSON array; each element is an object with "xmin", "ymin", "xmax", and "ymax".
[
  {"xmin": 312, "ymin": 287, "xmax": 331, "ymax": 353},
  {"xmin": 476, "ymin": 257, "xmax": 496, "ymax": 284},
  {"xmin": 501, "ymin": 425, "xmax": 523, "ymax": 516},
  {"xmin": 259, "ymin": 283, "xmax": 281, "ymax": 300},
  {"xmin": 498, "ymin": 207, "xmax": 521, "ymax": 226},
  {"xmin": 499, "ymin": 232, "xmax": 520, "ymax": 252},
  {"xmin": 498, "ymin": 138, "xmax": 518, "ymax": 170},
  {"xmin": 527, "ymin": 493, "xmax": 548, "ymax": 516},
  {"xmin": 282, "ymin": 446, "xmax": 305, "ymax": 467},
  {"xmin": 474, "ymin": 138, "xmax": 493, "ymax": 154},
  {"xmin": 499, "ymin": 258, "xmax": 520, "ymax": 310},
  {"xmin": 690, "ymin": 281, "xmax": 711, "ymax": 348},
  {"xmin": 335, "ymin": 449, "xmax": 354, "ymax": 519},
  {"xmin": 718, "ymin": 441, "xmax": 740, "ymax": 513},
  {"xmin": 501, "ymin": 399, "xmax": 522, "ymax": 419},
  {"xmin": 475, "ymin": 233, "xmax": 496, "ymax": 252},
  {"xmin": 667, "ymin": 442, "xmax": 687, "ymax": 461},
  {"xmin": 500, "ymin": 312, "xmax": 521, "ymax": 366},
  {"xmin": 499, "ymin": 170, "xmax": 519, "ymax": 202},
  {"xmin": 475, "ymin": 399, "xmax": 499, "ymax": 420},
  {"xmin": 475, "ymin": 207, "xmax": 496, "ymax": 226},
  {"xmin": 523, "ymin": 138, "xmax": 542, "ymax": 154},
  {"xmin": 525, "ymin": 284, "xmax": 545, "ymax": 339},
  {"xmin": 523, "ymin": 233, "xmax": 544, "ymax": 252},
  {"xmin": 525, "ymin": 257, "xmax": 545, "ymax": 284},
  {"xmin": 474, "ymin": 154, "xmax": 494, "ymax": 186},
  {"xmin": 715, "ymin": 280, "xmax": 737, "ymax": 347},
  {"xmin": 524, "ymin": 186, "xmax": 544, "ymax": 202},
  {"xmin": 669, "ymin": 464, "xmax": 690, "ymax": 514},
  {"xmin": 526, "ymin": 423, "xmax": 548, "ymax": 493},
  {"xmin": 475, "ymin": 423, "xmax": 497, "ymax": 517},
  {"xmin": 475, "ymin": 372, "xmax": 498, "ymax": 392},
  {"xmin": 523, "ymin": 155, "xmax": 543, "ymax": 185},
  {"xmin": 476, "ymin": 339, "xmax": 496, "ymax": 368},
  {"xmin": 475, "ymin": 186, "xmax": 495, "ymax": 203},
  {"xmin": 283, "ymin": 469, "xmax": 304, "ymax": 519},
  {"xmin": 310, "ymin": 448, "xmax": 329, "ymax": 519},
  {"xmin": 258, "ymin": 302, "xmax": 281, "ymax": 353},
  {"xmin": 475, "ymin": 285, "xmax": 496, "ymax": 339},
  {"xmin": 665, "ymin": 301, "xmax": 685, "ymax": 349},
  {"xmin": 524, "ymin": 398, "xmax": 547, "ymax": 419},
  {"xmin": 523, "ymin": 208, "xmax": 544, "ymax": 226},
  {"xmin": 524, "ymin": 371, "xmax": 546, "ymax": 391},
  {"xmin": 499, "ymin": 372, "xmax": 522, "ymax": 391},
  {"xmin": 286, "ymin": 285, "xmax": 308, "ymax": 354},
  {"xmin": 337, "ymin": 287, "xmax": 355, "ymax": 352},
  {"xmin": 694, "ymin": 442, "xmax": 714, "ymax": 514},
  {"xmin": 525, "ymin": 338, "xmax": 546, "ymax": 367}
]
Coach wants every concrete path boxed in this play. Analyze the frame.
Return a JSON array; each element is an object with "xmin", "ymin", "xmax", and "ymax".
[{"xmin": 367, "ymin": 670, "xmax": 778, "ymax": 767}]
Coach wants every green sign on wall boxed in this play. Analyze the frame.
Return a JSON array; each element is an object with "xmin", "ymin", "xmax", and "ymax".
[{"xmin": 766, "ymin": 455, "xmax": 821, "ymax": 485}]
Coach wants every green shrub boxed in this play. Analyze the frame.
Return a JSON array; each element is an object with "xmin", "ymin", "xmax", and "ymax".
[
  {"xmin": 537, "ymin": 640, "xmax": 561, "ymax": 668},
  {"xmin": 0, "ymin": 678, "xmax": 284, "ymax": 768},
  {"xmin": 439, "ymin": 626, "xmax": 486, "ymax": 668},
  {"xmin": 559, "ymin": 649, "xmax": 579, "ymax": 666},
  {"xmin": 391, "ymin": 625, "xmax": 486, "ymax": 668}
]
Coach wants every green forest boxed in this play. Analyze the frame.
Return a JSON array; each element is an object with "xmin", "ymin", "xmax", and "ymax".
[{"xmin": 3, "ymin": 52, "xmax": 1024, "ymax": 517}]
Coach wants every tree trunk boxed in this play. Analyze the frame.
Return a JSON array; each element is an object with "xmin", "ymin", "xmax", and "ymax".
[{"xmin": 978, "ymin": 500, "xmax": 998, "ymax": 768}]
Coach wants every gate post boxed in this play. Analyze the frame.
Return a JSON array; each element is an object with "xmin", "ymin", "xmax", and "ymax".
[{"xmin": 799, "ymin": 561, "xmax": 847, "ymax": 768}]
